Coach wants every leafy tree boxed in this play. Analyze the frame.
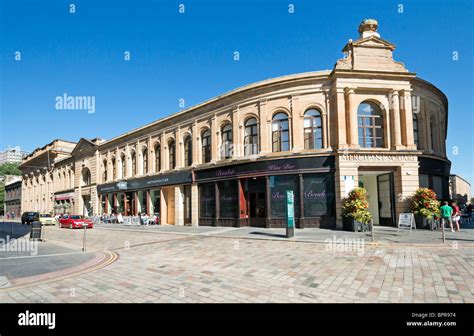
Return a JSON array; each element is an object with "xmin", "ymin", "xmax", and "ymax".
[
  {"xmin": 0, "ymin": 163, "xmax": 21, "ymax": 215},
  {"xmin": 0, "ymin": 163, "xmax": 21, "ymax": 176}
]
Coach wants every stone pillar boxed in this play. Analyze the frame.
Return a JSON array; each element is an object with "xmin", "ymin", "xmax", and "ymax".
[
  {"xmin": 400, "ymin": 90, "xmax": 416, "ymax": 149},
  {"xmin": 211, "ymin": 116, "xmax": 218, "ymax": 163},
  {"xmin": 191, "ymin": 183, "xmax": 199, "ymax": 226},
  {"xmin": 175, "ymin": 186, "xmax": 184, "ymax": 226},
  {"xmin": 192, "ymin": 121, "xmax": 198, "ymax": 165},
  {"xmin": 232, "ymin": 107, "xmax": 240, "ymax": 158},
  {"xmin": 334, "ymin": 157, "xmax": 359, "ymax": 229},
  {"xmin": 147, "ymin": 136, "xmax": 152, "ymax": 174},
  {"xmin": 258, "ymin": 100, "xmax": 269, "ymax": 154},
  {"xmin": 291, "ymin": 95, "xmax": 303, "ymax": 151},
  {"xmin": 394, "ymin": 160, "xmax": 420, "ymax": 222},
  {"xmin": 345, "ymin": 88, "xmax": 358, "ymax": 148},
  {"xmin": 160, "ymin": 188, "xmax": 167, "ymax": 224},
  {"xmin": 175, "ymin": 127, "xmax": 182, "ymax": 168},
  {"xmin": 335, "ymin": 88, "xmax": 348, "ymax": 149},
  {"xmin": 390, "ymin": 90, "xmax": 403, "ymax": 149},
  {"xmin": 321, "ymin": 112, "xmax": 328, "ymax": 149}
]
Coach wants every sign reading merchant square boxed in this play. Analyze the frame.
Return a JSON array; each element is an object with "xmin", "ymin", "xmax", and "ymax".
[
  {"xmin": 97, "ymin": 171, "xmax": 192, "ymax": 193},
  {"xmin": 195, "ymin": 156, "xmax": 335, "ymax": 181}
]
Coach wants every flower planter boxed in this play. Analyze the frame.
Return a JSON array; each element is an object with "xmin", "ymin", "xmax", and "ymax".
[
  {"xmin": 343, "ymin": 216, "xmax": 362, "ymax": 232},
  {"xmin": 415, "ymin": 215, "xmax": 428, "ymax": 229}
]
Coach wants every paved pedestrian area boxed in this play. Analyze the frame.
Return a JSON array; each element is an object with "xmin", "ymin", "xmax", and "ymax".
[{"xmin": 0, "ymin": 223, "xmax": 472, "ymax": 303}]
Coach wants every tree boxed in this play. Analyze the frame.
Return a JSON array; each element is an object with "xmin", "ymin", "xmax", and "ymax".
[
  {"xmin": 0, "ymin": 163, "xmax": 21, "ymax": 216},
  {"xmin": 0, "ymin": 162, "xmax": 21, "ymax": 176}
]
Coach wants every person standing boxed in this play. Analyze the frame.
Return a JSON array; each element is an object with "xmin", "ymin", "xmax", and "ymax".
[
  {"xmin": 440, "ymin": 201, "xmax": 454, "ymax": 232},
  {"xmin": 451, "ymin": 201, "xmax": 461, "ymax": 232},
  {"xmin": 466, "ymin": 203, "xmax": 473, "ymax": 224}
]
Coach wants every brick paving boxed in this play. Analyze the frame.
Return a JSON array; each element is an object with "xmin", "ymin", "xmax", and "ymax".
[{"xmin": 0, "ymin": 225, "xmax": 473, "ymax": 303}]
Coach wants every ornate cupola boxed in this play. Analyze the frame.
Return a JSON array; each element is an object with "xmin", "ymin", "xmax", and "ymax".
[{"xmin": 335, "ymin": 19, "xmax": 408, "ymax": 72}]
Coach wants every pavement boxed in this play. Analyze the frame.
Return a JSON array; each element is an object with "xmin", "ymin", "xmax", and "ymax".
[{"xmin": 0, "ymin": 220, "xmax": 471, "ymax": 303}]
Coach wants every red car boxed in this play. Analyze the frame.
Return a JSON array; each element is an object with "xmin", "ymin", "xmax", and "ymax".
[{"xmin": 59, "ymin": 215, "xmax": 94, "ymax": 229}]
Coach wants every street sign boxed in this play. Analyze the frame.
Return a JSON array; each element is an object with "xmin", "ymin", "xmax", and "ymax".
[
  {"xmin": 398, "ymin": 213, "xmax": 415, "ymax": 231},
  {"xmin": 286, "ymin": 190, "xmax": 295, "ymax": 238}
]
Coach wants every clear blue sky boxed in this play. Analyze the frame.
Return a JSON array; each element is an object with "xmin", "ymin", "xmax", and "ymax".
[{"xmin": 1, "ymin": 0, "xmax": 473, "ymax": 186}]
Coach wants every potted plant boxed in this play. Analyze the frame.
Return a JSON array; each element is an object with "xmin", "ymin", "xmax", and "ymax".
[
  {"xmin": 342, "ymin": 187, "xmax": 372, "ymax": 232},
  {"xmin": 408, "ymin": 188, "xmax": 441, "ymax": 229}
]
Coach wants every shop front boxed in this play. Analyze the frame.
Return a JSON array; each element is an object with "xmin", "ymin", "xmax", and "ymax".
[
  {"xmin": 195, "ymin": 156, "xmax": 336, "ymax": 228},
  {"xmin": 53, "ymin": 191, "xmax": 75, "ymax": 215},
  {"xmin": 97, "ymin": 170, "xmax": 193, "ymax": 225}
]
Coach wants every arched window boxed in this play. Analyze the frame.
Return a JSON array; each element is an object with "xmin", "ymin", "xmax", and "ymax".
[
  {"xmin": 168, "ymin": 140, "xmax": 176, "ymax": 169},
  {"xmin": 357, "ymin": 102, "xmax": 384, "ymax": 148},
  {"xmin": 184, "ymin": 135, "xmax": 192, "ymax": 167},
  {"xmin": 430, "ymin": 115, "xmax": 437, "ymax": 151},
  {"xmin": 102, "ymin": 160, "xmax": 107, "ymax": 183},
  {"xmin": 272, "ymin": 112, "xmax": 290, "ymax": 152},
  {"xmin": 131, "ymin": 151, "xmax": 137, "ymax": 176},
  {"xmin": 154, "ymin": 144, "xmax": 161, "ymax": 172},
  {"xmin": 202, "ymin": 129, "xmax": 211, "ymax": 163},
  {"xmin": 82, "ymin": 168, "xmax": 91, "ymax": 186},
  {"xmin": 142, "ymin": 148, "xmax": 148, "ymax": 174},
  {"xmin": 121, "ymin": 154, "xmax": 126, "ymax": 178},
  {"xmin": 413, "ymin": 114, "xmax": 419, "ymax": 148},
  {"xmin": 111, "ymin": 157, "xmax": 116, "ymax": 180},
  {"xmin": 304, "ymin": 109, "xmax": 323, "ymax": 149},
  {"xmin": 244, "ymin": 117, "xmax": 258, "ymax": 156},
  {"xmin": 221, "ymin": 124, "xmax": 232, "ymax": 159}
]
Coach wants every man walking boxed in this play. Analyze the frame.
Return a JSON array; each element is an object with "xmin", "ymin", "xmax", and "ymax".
[{"xmin": 440, "ymin": 201, "xmax": 454, "ymax": 232}]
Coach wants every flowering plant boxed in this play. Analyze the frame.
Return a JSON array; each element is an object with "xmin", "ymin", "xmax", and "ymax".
[
  {"xmin": 342, "ymin": 187, "xmax": 372, "ymax": 224},
  {"xmin": 408, "ymin": 188, "xmax": 441, "ymax": 219}
]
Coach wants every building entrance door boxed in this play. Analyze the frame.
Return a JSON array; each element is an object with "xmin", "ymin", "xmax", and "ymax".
[
  {"xmin": 359, "ymin": 170, "xmax": 396, "ymax": 226},
  {"xmin": 246, "ymin": 177, "xmax": 266, "ymax": 227},
  {"xmin": 377, "ymin": 173, "xmax": 396, "ymax": 226}
]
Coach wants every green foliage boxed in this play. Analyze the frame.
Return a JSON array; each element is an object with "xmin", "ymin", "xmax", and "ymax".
[
  {"xmin": 0, "ymin": 162, "xmax": 21, "ymax": 176},
  {"xmin": 342, "ymin": 187, "xmax": 372, "ymax": 224},
  {"xmin": 0, "ymin": 163, "xmax": 21, "ymax": 215},
  {"xmin": 408, "ymin": 188, "xmax": 441, "ymax": 219}
]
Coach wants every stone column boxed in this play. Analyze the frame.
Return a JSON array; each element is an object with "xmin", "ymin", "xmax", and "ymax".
[
  {"xmin": 191, "ymin": 183, "xmax": 199, "ymax": 226},
  {"xmin": 192, "ymin": 121, "xmax": 198, "ymax": 165},
  {"xmin": 291, "ymin": 95, "xmax": 303, "ymax": 151},
  {"xmin": 232, "ymin": 107, "xmax": 240, "ymax": 158},
  {"xmin": 335, "ymin": 88, "xmax": 348, "ymax": 149},
  {"xmin": 175, "ymin": 127, "xmax": 182, "ymax": 168},
  {"xmin": 174, "ymin": 186, "xmax": 184, "ymax": 226},
  {"xmin": 147, "ymin": 136, "xmax": 152, "ymax": 174},
  {"xmin": 334, "ymin": 157, "xmax": 359, "ymax": 229},
  {"xmin": 390, "ymin": 90, "xmax": 403, "ymax": 149},
  {"xmin": 160, "ymin": 188, "xmax": 167, "ymax": 224},
  {"xmin": 161, "ymin": 133, "xmax": 167, "ymax": 171},
  {"xmin": 345, "ymin": 88, "xmax": 358, "ymax": 148},
  {"xmin": 400, "ymin": 90, "xmax": 416, "ymax": 149},
  {"xmin": 258, "ymin": 100, "xmax": 269, "ymax": 154},
  {"xmin": 211, "ymin": 116, "xmax": 218, "ymax": 163}
]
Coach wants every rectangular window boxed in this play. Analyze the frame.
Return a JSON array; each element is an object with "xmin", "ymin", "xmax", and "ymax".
[
  {"xmin": 199, "ymin": 183, "xmax": 215, "ymax": 218},
  {"xmin": 303, "ymin": 173, "xmax": 335, "ymax": 217},
  {"xmin": 218, "ymin": 180, "xmax": 238, "ymax": 218},
  {"xmin": 269, "ymin": 175, "xmax": 299, "ymax": 218},
  {"xmin": 432, "ymin": 175, "xmax": 443, "ymax": 199},
  {"xmin": 419, "ymin": 174, "xmax": 429, "ymax": 188}
]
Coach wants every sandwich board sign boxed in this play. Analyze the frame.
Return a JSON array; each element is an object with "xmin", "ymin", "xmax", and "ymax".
[{"xmin": 398, "ymin": 213, "xmax": 415, "ymax": 231}]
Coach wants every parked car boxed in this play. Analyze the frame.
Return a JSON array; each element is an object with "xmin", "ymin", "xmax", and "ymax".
[
  {"xmin": 39, "ymin": 213, "xmax": 56, "ymax": 225},
  {"xmin": 59, "ymin": 215, "xmax": 94, "ymax": 229},
  {"xmin": 21, "ymin": 212, "xmax": 39, "ymax": 225}
]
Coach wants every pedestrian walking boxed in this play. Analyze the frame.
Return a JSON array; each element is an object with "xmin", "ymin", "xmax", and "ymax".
[
  {"xmin": 440, "ymin": 201, "xmax": 454, "ymax": 232},
  {"xmin": 451, "ymin": 201, "xmax": 461, "ymax": 232}
]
